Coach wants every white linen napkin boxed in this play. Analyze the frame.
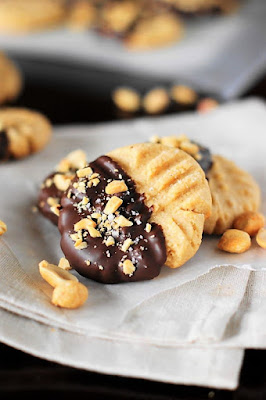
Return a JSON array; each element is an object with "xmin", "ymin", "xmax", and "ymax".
[
  {"xmin": 0, "ymin": 0, "xmax": 266, "ymax": 99},
  {"xmin": 0, "ymin": 98, "xmax": 265, "ymax": 389}
]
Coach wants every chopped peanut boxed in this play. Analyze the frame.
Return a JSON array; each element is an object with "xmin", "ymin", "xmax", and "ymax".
[
  {"xmin": 53, "ymin": 174, "xmax": 72, "ymax": 191},
  {"xmin": 104, "ymin": 196, "xmax": 123, "ymax": 214},
  {"xmin": 74, "ymin": 218, "xmax": 96, "ymax": 231},
  {"xmin": 74, "ymin": 241, "xmax": 88, "ymax": 250},
  {"xmin": 50, "ymin": 205, "xmax": 60, "ymax": 216},
  {"xmin": 88, "ymin": 226, "xmax": 102, "ymax": 238},
  {"xmin": 145, "ymin": 223, "xmax": 152, "ymax": 233},
  {"xmin": 105, "ymin": 236, "xmax": 115, "ymax": 246},
  {"xmin": 105, "ymin": 180, "xmax": 128, "ymax": 195},
  {"xmin": 58, "ymin": 257, "xmax": 72, "ymax": 270},
  {"xmin": 180, "ymin": 141, "xmax": 199, "ymax": 156},
  {"xmin": 122, "ymin": 259, "xmax": 136, "ymax": 276},
  {"xmin": 218, "ymin": 229, "xmax": 251, "ymax": 254},
  {"xmin": 47, "ymin": 197, "xmax": 60, "ymax": 207},
  {"xmin": 56, "ymin": 158, "xmax": 71, "ymax": 173},
  {"xmin": 114, "ymin": 215, "xmax": 133, "ymax": 227},
  {"xmin": 77, "ymin": 166, "xmax": 93, "ymax": 178},
  {"xmin": 121, "ymin": 238, "xmax": 133, "ymax": 252}
]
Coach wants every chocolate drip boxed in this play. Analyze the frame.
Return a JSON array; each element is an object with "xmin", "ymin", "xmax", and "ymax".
[
  {"xmin": 38, "ymin": 172, "xmax": 64, "ymax": 225},
  {"xmin": 59, "ymin": 155, "xmax": 166, "ymax": 284}
]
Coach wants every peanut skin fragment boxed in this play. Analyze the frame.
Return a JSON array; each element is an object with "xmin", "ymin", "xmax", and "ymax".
[{"xmin": 218, "ymin": 229, "xmax": 251, "ymax": 254}]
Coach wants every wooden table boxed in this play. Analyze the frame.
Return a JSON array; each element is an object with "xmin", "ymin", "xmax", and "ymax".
[{"xmin": 1, "ymin": 53, "xmax": 266, "ymax": 399}]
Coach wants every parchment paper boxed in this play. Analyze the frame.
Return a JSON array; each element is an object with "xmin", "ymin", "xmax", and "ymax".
[{"xmin": 0, "ymin": 98, "xmax": 265, "ymax": 389}]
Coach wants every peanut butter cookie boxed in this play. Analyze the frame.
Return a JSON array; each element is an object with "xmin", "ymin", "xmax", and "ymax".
[
  {"xmin": 0, "ymin": 0, "xmax": 66, "ymax": 33},
  {"xmin": 151, "ymin": 135, "xmax": 261, "ymax": 235},
  {"xmin": 204, "ymin": 155, "xmax": 261, "ymax": 235},
  {"xmin": 107, "ymin": 143, "xmax": 212, "ymax": 270},
  {"xmin": 0, "ymin": 108, "xmax": 52, "ymax": 161},
  {"xmin": 58, "ymin": 144, "xmax": 211, "ymax": 283},
  {"xmin": 0, "ymin": 52, "xmax": 22, "ymax": 105},
  {"xmin": 124, "ymin": 12, "xmax": 183, "ymax": 50}
]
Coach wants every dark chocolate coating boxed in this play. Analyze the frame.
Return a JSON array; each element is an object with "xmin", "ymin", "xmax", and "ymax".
[
  {"xmin": 38, "ymin": 172, "xmax": 63, "ymax": 225},
  {"xmin": 58, "ymin": 156, "xmax": 166, "ymax": 284},
  {"xmin": 0, "ymin": 130, "xmax": 9, "ymax": 161},
  {"xmin": 194, "ymin": 142, "xmax": 213, "ymax": 174}
]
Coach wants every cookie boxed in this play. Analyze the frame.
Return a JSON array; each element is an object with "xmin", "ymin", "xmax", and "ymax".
[
  {"xmin": 97, "ymin": 0, "xmax": 142, "ymax": 36},
  {"xmin": 108, "ymin": 143, "xmax": 211, "ymax": 269},
  {"xmin": 124, "ymin": 12, "xmax": 183, "ymax": 50},
  {"xmin": 0, "ymin": 52, "xmax": 23, "ymax": 105},
  {"xmin": 0, "ymin": 0, "xmax": 66, "ymax": 33},
  {"xmin": 38, "ymin": 150, "xmax": 87, "ymax": 225},
  {"xmin": 0, "ymin": 108, "xmax": 52, "ymax": 161},
  {"xmin": 58, "ymin": 143, "xmax": 211, "ymax": 283},
  {"xmin": 204, "ymin": 155, "xmax": 261, "ymax": 235},
  {"xmin": 159, "ymin": 0, "xmax": 239, "ymax": 14},
  {"xmin": 150, "ymin": 135, "xmax": 261, "ymax": 235},
  {"xmin": 65, "ymin": 0, "xmax": 97, "ymax": 30}
]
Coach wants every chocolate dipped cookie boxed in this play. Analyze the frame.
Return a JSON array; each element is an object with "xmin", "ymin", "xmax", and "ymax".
[
  {"xmin": 151, "ymin": 135, "xmax": 261, "ymax": 235},
  {"xmin": 58, "ymin": 143, "xmax": 212, "ymax": 283}
]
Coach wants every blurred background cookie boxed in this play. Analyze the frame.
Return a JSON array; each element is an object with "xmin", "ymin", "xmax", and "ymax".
[
  {"xmin": 65, "ymin": 0, "xmax": 97, "ymax": 31},
  {"xmin": 159, "ymin": 0, "xmax": 239, "ymax": 15},
  {"xmin": 0, "ymin": 108, "xmax": 52, "ymax": 161},
  {"xmin": 0, "ymin": 0, "xmax": 66, "ymax": 34},
  {"xmin": 0, "ymin": 52, "xmax": 23, "ymax": 105}
]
